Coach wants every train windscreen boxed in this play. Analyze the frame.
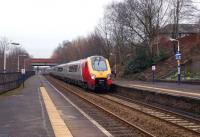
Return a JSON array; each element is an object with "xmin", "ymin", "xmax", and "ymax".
[{"xmin": 91, "ymin": 57, "xmax": 107, "ymax": 71}]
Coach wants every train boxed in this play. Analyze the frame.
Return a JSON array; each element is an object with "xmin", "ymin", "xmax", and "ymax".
[{"xmin": 50, "ymin": 56, "xmax": 112, "ymax": 91}]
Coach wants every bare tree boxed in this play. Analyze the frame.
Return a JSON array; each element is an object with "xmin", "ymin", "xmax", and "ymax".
[
  {"xmin": 100, "ymin": 0, "xmax": 169, "ymax": 59},
  {"xmin": 0, "ymin": 37, "xmax": 30, "ymax": 72},
  {"xmin": 52, "ymin": 0, "xmax": 200, "ymax": 71},
  {"xmin": 169, "ymin": 0, "xmax": 198, "ymax": 39},
  {"xmin": 0, "ymin": 37, "xmax": 11, "ymax": 71},
  {"xmin": 124, "ymin": 0, "xmax": 170, "ymax": 56},
  {"xmin": 51, "ymin": 32, "xmax": 108, "ymax": 63}
]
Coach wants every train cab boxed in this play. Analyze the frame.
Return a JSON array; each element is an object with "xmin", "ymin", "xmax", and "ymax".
[{"xmin": 83, "ymin": 56, "xmax": 112, "ymax": 91}]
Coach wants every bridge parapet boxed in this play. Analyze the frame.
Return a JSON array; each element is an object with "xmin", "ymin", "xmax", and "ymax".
[{"xmin": 30, "ymin": 58, "xmax": 57, "ymax": 66}]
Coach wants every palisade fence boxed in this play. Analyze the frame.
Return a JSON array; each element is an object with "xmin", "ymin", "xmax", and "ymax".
[{"xmin": 0, "ymin": 71, "xmax": 35, "ymax": 94}]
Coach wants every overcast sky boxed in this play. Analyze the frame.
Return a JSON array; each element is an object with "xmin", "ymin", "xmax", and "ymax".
[
  {"xmin": 0, "ymin": 0, "xmax": 199, "ymax": 58},
  {"xmin": 0, "ymin": 0, "xmax": 118, "ymax": 58}
]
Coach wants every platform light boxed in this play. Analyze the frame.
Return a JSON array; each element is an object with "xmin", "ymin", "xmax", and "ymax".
[{"xmin": 3, "ymin": 42, "xmax": 20, "ymax": 73}]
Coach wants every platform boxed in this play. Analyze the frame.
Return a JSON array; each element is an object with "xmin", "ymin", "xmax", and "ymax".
[
  {"xmin": 0, "ymin": 75, "xmax": 109, "ymax": 137},
  {"xmin": 113, "ymin": 80, "xmax": 200, "ymax": 99},
  {"xmin": 113, "ymin": 80, "xmax": 200, "ymax": 117}
]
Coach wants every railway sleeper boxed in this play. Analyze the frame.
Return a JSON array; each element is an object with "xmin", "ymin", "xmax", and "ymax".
[{"xmin": 160, "ymin": 116, "xmax": 176, "ymax": 119}]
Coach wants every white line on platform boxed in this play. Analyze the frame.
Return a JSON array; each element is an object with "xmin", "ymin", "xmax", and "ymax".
[
  {"xmin": 129, "ymin": 84, "xmax": 200, "ymax": 98},
  {"xmin": 48, "ymin": 81, "xmax": 113, "ymax": 137}
]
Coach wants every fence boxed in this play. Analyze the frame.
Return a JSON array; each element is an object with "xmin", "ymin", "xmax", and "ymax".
[{"xmin": 0, "ymin": 71, "xmax": 35, "ymax": 94}]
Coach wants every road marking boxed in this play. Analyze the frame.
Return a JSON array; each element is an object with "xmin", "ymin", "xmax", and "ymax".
[
  {"xmin": 40, "ymin": 87, "xmax": 73, "ymax": 137},
  {"xmin": 128, "ymin": 84, "xmax": 200, "ymax": 98},
  {"xmin": 48, "ymin": 81, "xmax": 113, "ymax": 137}
]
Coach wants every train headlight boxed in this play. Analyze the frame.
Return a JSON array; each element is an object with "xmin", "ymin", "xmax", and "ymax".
[
  {"xmin": 90, "ymin": 73, "xmax": 96, "ymax": 80},
  {"xmin": 107, "ymin": 74, "xmax": 111, "ymax": 80}
]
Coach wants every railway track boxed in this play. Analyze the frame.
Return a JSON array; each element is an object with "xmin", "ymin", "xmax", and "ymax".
[
  {"xmin": 46, "ymin": 76, "xmax": 155, "ymax": 137},
  {"xmin": 101, "ymin": 94, "xmax": 200, "ymax": 135},
  {"xmin": 46, "ymin": 76, "xmax": 200, "ymax": 137}
]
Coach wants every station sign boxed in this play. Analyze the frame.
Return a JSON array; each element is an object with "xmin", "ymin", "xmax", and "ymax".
[
  {"xmin": 175, "ymin": 52, "xmax": 181, "ymax": 60},
  {"xmin": 21, "ymin": 69, "xmax": 26, "ymax": 74},
  {"xmin": 152, "ymin": 65, "xmax": 156, "ymax": 71}
]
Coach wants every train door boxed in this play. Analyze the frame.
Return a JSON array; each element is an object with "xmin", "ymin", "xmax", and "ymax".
[{"xmin": 82, "ymin": 61, "xmax": 90, "ymax": 81}]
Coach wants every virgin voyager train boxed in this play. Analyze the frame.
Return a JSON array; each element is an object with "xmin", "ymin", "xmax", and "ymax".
[{"xmin": 50, "ymin": 56, "xmax": 112, "ymax": 91}]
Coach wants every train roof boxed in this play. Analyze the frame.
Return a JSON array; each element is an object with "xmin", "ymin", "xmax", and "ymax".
[
  {"xmin": 54, "ymin": 59, "xmax": 86, "ymax": 68},
  {"xmin": 53, "ymin": 55, "xmax": 106, "ymax": 68}
]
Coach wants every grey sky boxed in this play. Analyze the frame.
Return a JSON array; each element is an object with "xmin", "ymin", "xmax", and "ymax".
[
  {"xmin": 0, "ymin": 0, "xmax": 117, "ymax": 58},
  {"xmin": 0, "ymin": 0, "xmax": 199, "ymax": 58}
]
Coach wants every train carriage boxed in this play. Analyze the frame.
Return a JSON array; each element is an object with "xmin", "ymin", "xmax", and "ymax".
[{"xmin": 50, "ymin": 56, "xmax": 112, "ymax": 91}]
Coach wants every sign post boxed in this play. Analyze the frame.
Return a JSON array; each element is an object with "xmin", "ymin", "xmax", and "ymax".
[
  {"xmin": 175, "ymin": 51, "xmax": 181, "ymax": 85},
  {"xmin": 152, "ymin": 65, "xmax": 156, "ymax": 83},
  {"xmin": 21, "ymin": 69, "xmax": 26, "ymax": 88}
]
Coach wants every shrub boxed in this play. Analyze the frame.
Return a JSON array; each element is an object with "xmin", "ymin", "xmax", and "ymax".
[{"xmin": 124, "ymin": 48, "xmax": 168, "ymax": 75}]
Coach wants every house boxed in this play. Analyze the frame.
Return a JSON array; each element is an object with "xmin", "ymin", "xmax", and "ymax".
[{"xmin": 160, "ymin": 24, "xmax": 200, "ymax": 38}]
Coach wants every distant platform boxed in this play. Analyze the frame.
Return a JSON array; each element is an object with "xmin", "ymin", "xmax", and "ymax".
[{"xmin": 113, "ymin": 80, "xmax": 200, "ymax": 99}]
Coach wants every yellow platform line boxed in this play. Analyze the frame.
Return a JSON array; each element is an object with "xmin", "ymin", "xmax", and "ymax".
[{"xmin": 40, "ymin": 87, "xmax": 73, "ymax": 137}]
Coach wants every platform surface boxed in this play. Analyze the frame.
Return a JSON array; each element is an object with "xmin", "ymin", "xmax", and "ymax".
[
  {"xmin": 40, "ymin": 76, "xmax": 109, "ymax": 137},
  {"xmin": 113, "ymin": 80, "xmax": 200, "ymax": 98},
  {"xmin": 0, "ymin": 75, "xmax": 109, "ymax": 137},
  {"xmin": 0, "ymin": 75, "xmax": 54, "ymax": 137}
]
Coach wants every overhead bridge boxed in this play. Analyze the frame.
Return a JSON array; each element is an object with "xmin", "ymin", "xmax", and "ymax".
[{"xmin": 30, "ymin": 58, "xmax": 57, "ymax": 66}]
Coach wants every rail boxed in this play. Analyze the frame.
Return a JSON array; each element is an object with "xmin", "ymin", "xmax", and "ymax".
[
  {"xmin": 46, "ymin": 76, "xmax": 155, "ymax": 137},
  {"xmin": 47, "ymin": 75, "xmax": 200, "ymax": 137},
  {"xmin": 0, "ymin": 71, "xmax": 35, "ymax": 94},
  {"xmin": 103, "ymin": 94, "xmax": 200, "ymax": 135}
]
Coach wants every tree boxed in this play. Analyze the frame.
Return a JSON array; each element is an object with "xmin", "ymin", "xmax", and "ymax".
[
  {"xmin": 100, "ymin": 0, "xmax": 169, "ymax": 59},
  {"xmin": 124, "ymin": 0, "xmax": 169, "ymax": 56},
  {"xmin": 51, "ymin": 32, "xmax": 108, "ymax": 63},
  {"xmin": 169, "ymin": 0, "xmax": 198, "ymax": 39},
  {"xmin": 0, "ymin": 37, "xmax": 30, "ymax": 72}
]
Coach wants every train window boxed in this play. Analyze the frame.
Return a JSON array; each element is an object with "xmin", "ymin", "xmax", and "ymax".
[
  {"xmin": 69, "ymin": 65, "xmax": 78, "ymax": 72},
  {"xmin": 58, "ymin": 68, "xmax": 63, "ymax": 72},
  {"xmin": 91, "ymin": 57, "xmax": 107, "ymax": 71}
]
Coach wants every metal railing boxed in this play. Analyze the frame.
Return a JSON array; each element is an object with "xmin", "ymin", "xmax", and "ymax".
[{"xmin": 0, "ymin": 71, "xmax": 35, "ymax": 94}]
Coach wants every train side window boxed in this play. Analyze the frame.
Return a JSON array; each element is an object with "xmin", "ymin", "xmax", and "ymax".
[
  {"xmin": 69, "ymin": 65, "xmax": 78, "ymax": 72},
  {"xmin": 58, "ymin": 67, "xmax": 63, "ymax": 72}
]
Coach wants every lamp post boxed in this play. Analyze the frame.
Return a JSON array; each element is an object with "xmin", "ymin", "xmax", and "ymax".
[
  {"xmin": 3, "ymin": 42, "xmax": 20, "ymax": 73},
  {"xmin": 18, "ymin": 55, "xmax": 27, "ymax": 72},
  {"xmin": 20, "ymin": 55, "xmax": 28, "ymax": 88},
  {"xmin": 3, "ymin": 46, "xmax": 6, "ymax": 73},
  {"xmin": 114, "ymin": 53, "xmax": 117, "ymax": 76},
  {"xmin": 169, "ymin": 38, "xmax": 181, "ymax": 85}
]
